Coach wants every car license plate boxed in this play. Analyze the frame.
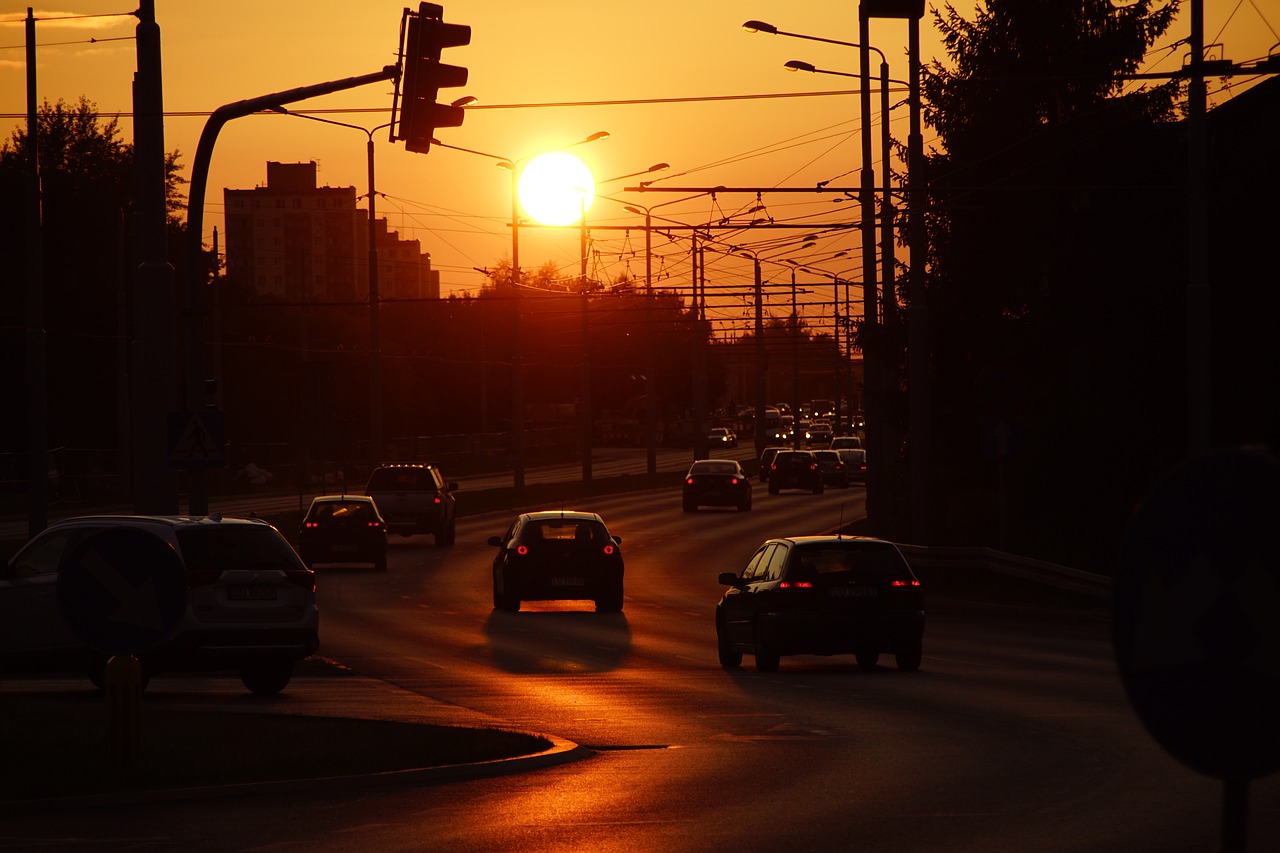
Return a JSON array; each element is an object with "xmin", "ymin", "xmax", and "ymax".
[
  {"xmin": 830, "ymin": 586, "xmax": 876, "ymax": 598},
  {"xmin": 331, "ymin": 544, "xmax": 358, "ymax": 553},
  {"xmin": 229, "ymin": 585, "xmax": 277, "ymax": 601},
  {"xmin": 551, "ymin": 577, "xmax": 585, "ymax": 586}
]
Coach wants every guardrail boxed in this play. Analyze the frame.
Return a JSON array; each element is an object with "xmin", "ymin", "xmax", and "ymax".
[{"xmin": 896, "ymin": 543, "xmax": 1112, "ymax": 601}]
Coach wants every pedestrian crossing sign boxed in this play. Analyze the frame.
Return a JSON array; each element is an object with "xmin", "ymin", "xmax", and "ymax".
[{"xmin": 167, "ymin": 410, "xmax": 225, "ymax": 468}]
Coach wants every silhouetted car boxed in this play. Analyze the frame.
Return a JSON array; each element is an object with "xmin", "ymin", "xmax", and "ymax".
[
  {"xmin": 812, "ymin": 450, "xmax": 851, "ymax": 488},
  {"xmin": 808, "ymin": 420, "xmax": 834, "ymax": 446},
  {"xmin": 768, "ymin": 450, "xmax": 824, "ymax": 494},
  {"xmin": 364, "ymin": 463, "xmax": 457, "ymax": 545},
  {"xmin": 684, "ymin": 459, "xmax": 753, "ymax": 512},
  {"xmin": 758, "ymin": 445, "xmax": 789, "ymax": 482},
  {"xmin": 830, "ymin": 436, "xmax": 863, "ymax": 451},
  {"xmin": 836, "ymin": 448, "xmax": 868, "ymax": 483},
  {"xmin": 298, "ymin": 495, "xmax": 388, "ymax": 571},
  {"xmin": 708, "ymin": 427, "xmax": 738, "ymax": 448},
  {"xmin": 715, "ymin": 535, "xmax": 924, "ymax": 672},
  {"xmin": 0, "ymin": 515, "xmax": 319, "ymax": 694},
  {"xmin": 488, "ymin": 511, "xmax": 624, "ymax": 613}
]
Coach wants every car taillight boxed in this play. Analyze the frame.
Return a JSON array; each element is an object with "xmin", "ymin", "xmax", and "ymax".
[
  {"xmin": 304, "ymin": 521, "xmax": 320, "ymax": 528},
  {"xmin": 368, "ymin": 520, "xmax": 382, "ymax": 528},
  {"xmin": 517, "ymin": 545, "xmax": 529, "ymax": 555},
  {"xmin": 286, "ymin": 569, "xmax": 317, "ymax": 592},
  {"xmin": 603, "ymin": 544, "xmax": 615, "ymax": 556},
  {"xmin": 809, "ymin": 463, "xmax": 818, "ymax": 471},
  {"xmin": 890, "ymin": 579, "xmax": 922, "ymax": 587},
  {"xmin": 687, "ymin": 477, "xmax": 695, "ymax": 485},
  {"xmin": 778, "ymin": 580, "xmax": 813, "ymax": 589},
  {"xmin": 433, "ymin": 495, "xmax": 442, "ymax": 505},
  {"xmin": 730, "ymin": 477, "xmax": 740, "ymax": 485}
]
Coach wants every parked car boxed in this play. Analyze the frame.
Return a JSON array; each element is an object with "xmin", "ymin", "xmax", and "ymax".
[
  {"xmin": 298, "ymin": 495, "xmax": 388, "ymax": 571},
  {"xmin": 488, "ymin": 511, "xmax": 624, "ymax": 613},
  {"xmin": 715, "ymin": 535, "xmax": 924, "ymax": 672},
  {"xmin": 757, "ymin": 445, "xmax": 789, "ymax": 482},
  {"xmin": 768, "ymin": 450, "xmax": 824, "ymax": 494},
  {"xmin": 708, "ymin": 427, "xmax": 738, "ymax": 448},
  {"xmin": 0, "ymin": 515, "xmax": 319, "ymax": 694},
  {"xmin": 836, "ymin": 448, "xmax": 868, "ymax": 483},
  {"xmin": 683, "ymin": 459, "xmax": 753, "ymax": 512},
  {"xmin": 830, "ymin": 436, "xmax": 863, "ymax": 451},
  {"xmin": 811, "ymin": 450, "xmax": 851, "ymax": 488},
  {"xmin": 364, "ymin": 463, "xmax": 457, "ymax": 545}
]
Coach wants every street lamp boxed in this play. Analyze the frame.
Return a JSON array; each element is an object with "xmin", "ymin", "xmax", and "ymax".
[
  {"xmin": 269, "ymin": 107, "xmax": 402, "ymax": 474},
  {"xmin": 434, "ymin": 131, "xmax": 608, "ymax": 492},
  {"xmin": 733, "ymin": 248, "xmax": 768, "ymax": 462}
]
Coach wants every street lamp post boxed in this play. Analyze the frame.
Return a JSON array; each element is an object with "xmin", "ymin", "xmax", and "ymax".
[{"xmin": 270, "ymin": 108, "xmax": 396, "ymax": 472}]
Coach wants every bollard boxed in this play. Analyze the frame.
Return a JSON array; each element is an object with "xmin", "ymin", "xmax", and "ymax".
[{"xmin": 105, "ymin": 655, "xmax": 142, "ymax": 766}]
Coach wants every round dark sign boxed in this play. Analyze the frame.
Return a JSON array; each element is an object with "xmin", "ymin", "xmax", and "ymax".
[
  {"xmin": 1113, "ymin": 447, "xmax": 1280, "ymax": 780},
  {"xmin": 56, "ymin": 527, "xmax": 189, "ymax": 656}
]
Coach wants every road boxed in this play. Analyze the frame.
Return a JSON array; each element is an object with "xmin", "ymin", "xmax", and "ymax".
[{"xmin": 6, "ymin": 482, "xmax": 1279, "ymax": 851}]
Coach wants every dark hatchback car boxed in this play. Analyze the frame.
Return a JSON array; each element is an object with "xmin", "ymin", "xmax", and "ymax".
[
  {"xmin": 715, "ymin": 535, "xmax": 924, "ymax": 672},
  {"xmin": 757, "ymin": 445, "xmax": 789, "ymax": 482},
  {"xmin": 767, "ymin": 450, "xmax": 824, "ymax": 494},
  {"xmin": 683, "ymin": 459, "xmax": 753, "ymax": 512},
  {"xmin": 488, "ymin": 511, "xmax": 624, "ymax": 613},
  {"xmin": 836, "ymin": 448, "xmax": 868, "ymax": 483},
  {"xmin": 298, "ymin": 495, "xmax": 388, "ymax": 571},
  {"xmin": 811, "ymin": 450, "xmax": 851, "ymax": 488}
]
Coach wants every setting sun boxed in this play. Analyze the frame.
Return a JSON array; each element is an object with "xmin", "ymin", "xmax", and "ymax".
[{"xmin": 517, "ymin": 151, "xmax": 595, "ymax": 226}]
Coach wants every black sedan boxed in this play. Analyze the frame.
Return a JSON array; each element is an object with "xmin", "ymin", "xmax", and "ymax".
[
  {"xmin": 298, "ymin": 495, "xmax": 388, "ymax": 571},
  {"xmin": 715, "ymin": 535, "xmax": 924, "ymax": 672},
  {"xmin": 683, "ymin": 459, "xmax": 753, "ymax": 512},
  {"xmin": 488, "ymin": 511, "xmax": 624, "ymax": 613},
  {"xmin": 767, "ymin": 450, "xmax": 824, "ymax": 494}
]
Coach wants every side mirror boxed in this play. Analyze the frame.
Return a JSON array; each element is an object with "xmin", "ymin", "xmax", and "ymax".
[
  {"xmin": 487, "ymin": 536, "xmax": 503, "ymax": 548},
  {"xmin": 718, "ymin": 571, "xmax": 742, "ymax": 587},
  {"xmin": 448, "ymin": 482, "xmax": 460, "ymax": 491},
  {"xmin": 612, "ymin": 535, "xmax": 623, "ymax": 545}
]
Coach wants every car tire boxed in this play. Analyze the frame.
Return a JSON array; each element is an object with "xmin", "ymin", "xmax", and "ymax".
[
  {"xmin": 683, "ymin": 498, "xmax": 696, "ymax": 512},
  {"xmin": 813, "ymin": 482, "xmax": 824, "ymax": 495},
  {"xmin": 738, "ymin": 498, "xmax": 751, "ymax": 512},
  {"xmin": 718, "ymin": 632, "xmax": 743, "ymax": 668},
  {"xmin": 240, "ymin": 661, "xmax": 294, "ymax": 695},
  {"xmin": 595, "ymin": 589, "xmax": 624, "ymax": 613},
  {"xmin": 768, "ymin": 482, "xmax": 780, "ymax": 495},
  {"xmin": 896, "ymin": 646, "xmax": 923, "ymax": 672},
  {"xmin": 374, "ymin": 554, "xmax": 387, "ymax": 572},
  {"xmin": 754, "ymin": 627, "xmax": 780, "ymax": 672},
  {"xmin": 856, "ymin": 651, "xmax": 880, "ymax": 670}
]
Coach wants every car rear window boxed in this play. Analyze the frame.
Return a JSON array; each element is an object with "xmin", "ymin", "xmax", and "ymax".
[
  {"xmin": 790, "ymin": 543, "xmax": 914, "ymax": 583},
  {"xmin": 309, "ymin": 501, "xmax": 375, "ymax": 521},
  {"xmin": 524, "ymin": 521, "xmax": 608, "ymax": 544},
  {"xmin": 176, "ymin": 526, "xmax": 305, "ymax": 576},
  {"xmin": 691, "ymin": 461, "xmax": 738, "ymax": 475},
  {"xmin": 365, "ymin": 468, "xmax": 433, "ymax": 491}
]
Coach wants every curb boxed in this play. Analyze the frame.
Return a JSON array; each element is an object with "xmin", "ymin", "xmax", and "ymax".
[{"xmin": 0, "ymin": 731, "xmax": 593, "ymax": 814}]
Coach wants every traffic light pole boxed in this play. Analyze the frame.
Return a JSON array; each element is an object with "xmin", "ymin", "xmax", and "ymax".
[{"xmin": 182, "ymin": 66, "xmax": 399, "ymax": 515}]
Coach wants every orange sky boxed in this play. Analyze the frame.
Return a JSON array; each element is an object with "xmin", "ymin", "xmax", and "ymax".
[{"xmin": 3, "ymin": 1, "xmax": 1276, "ymax": 335}]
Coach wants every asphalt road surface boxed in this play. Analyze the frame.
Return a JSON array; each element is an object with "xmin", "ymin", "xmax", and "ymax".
[{"xmin": 5, "ymin": 483, "xmax": 1278, "ymax": 851}]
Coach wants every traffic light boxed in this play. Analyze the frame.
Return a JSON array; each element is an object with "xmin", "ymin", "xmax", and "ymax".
[{"xmin": 395, "ymin": 3, "xmax": 470, "ymax": 154}]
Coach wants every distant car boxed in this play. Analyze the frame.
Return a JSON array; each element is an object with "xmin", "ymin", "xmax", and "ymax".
[
  {"xmin": 758, "ymin": 445, "xmax": 789, "ymax": 482},
  {"xmin": 811, "ymin": 450, "xmax": 851, "ymax": 488},
  {"xmin": 768, "ymin": 450, "xmax": 824, "ymax": 495},
  {"xmin": 684, "ymin": 459, "xmax": 752, "ymax": 512},
  {"xmin": 808, "ymin": 420, "xmax": 834, "ymax": 446},
  {"xmin": 830, "ymin": 436, "xmax": 863, "ymax": 451},
  {"xmin": 298, "ymin": 495, "xmax": 388, "ymax": 571},
  {"xmin": 708, "ymin": 427, "xmax": 738, "ymax": 448},
  {"xmin": 836, "ymin": 448, "xmax": 868, "ymax": 483},
  {"xmin": 364, "ymin": 463, "xmax": 457, "ymax": 545},
  {"xmin": 715, "ymin": 535, "xmax": 925, "ymax": 672},
  {"xmin": 488, "ymin": 511, "xmax": 624, "ymax": 613},
  {"xmin": 0, "ymin": 515, "xmax": 319, "ymax": 694}
]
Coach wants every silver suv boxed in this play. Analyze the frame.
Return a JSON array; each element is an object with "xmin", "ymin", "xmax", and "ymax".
[{"xmin": 0, "ymin": 515, "xmax": 319, "ymax": 694}]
